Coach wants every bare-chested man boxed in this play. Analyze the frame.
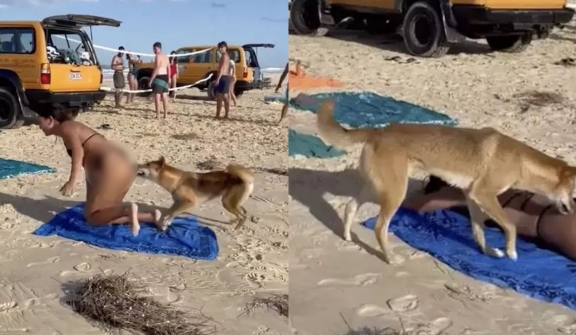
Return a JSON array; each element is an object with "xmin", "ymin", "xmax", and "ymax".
[
  {"xmin": 111, "ymin": 46, "xmax": 126, "ymax": 108},
  {"xmin": 148, "ymin": 41, "xmax": 171, "ymax": 119},
  {"xmin": 214, "ymin": 41, "xmax": 232, "ymax": 119}
]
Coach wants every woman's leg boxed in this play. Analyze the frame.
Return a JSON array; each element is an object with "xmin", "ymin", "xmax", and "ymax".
[
  {"xmin": 84, "ymin": 152, "xmax": 161, "ymax": 236},
  {"xmin": 229, "ymin": 79, "xmax": 237, "ymax": 106},
  {"xmin": 172, "ymin": 76, "xmax": 177, "ymax": 100},
  {"xmin": 125, "ymin": 75, "xmax": 132, "ymax": 104},
  {"xmin": 129, "ymin": 75, "xmax": 136, "ymax": 103},
  {"xmin": 534, "ymin": 211, "xmax": 576, "ymax": 260}
]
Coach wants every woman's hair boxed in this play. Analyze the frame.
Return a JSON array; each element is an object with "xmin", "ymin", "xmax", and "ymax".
[{"xmin": 38, "ymin": 108, "xmax": 78, "ymax": 123}]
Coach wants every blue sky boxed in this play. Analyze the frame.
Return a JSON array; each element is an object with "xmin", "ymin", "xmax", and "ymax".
[{"xmin": 0, "ymin": 0, "xmax": 288, "ymax": 69}]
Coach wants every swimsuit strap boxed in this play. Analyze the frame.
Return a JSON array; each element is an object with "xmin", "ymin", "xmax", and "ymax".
[
  {"xmin": 520, "ymin": 192, "xmax": 536, "ymax": 211},
  {"xmin": 501, "ymin": 191, "xmax": 525, "ymax": 208},
  {"xmin": 81, "ymin": 133, "xmax": 100, "ymax": 147}
]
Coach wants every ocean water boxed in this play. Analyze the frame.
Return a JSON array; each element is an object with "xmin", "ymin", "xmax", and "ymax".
[{"xmin": 101, "ymin": 66, "xmax": 284, "ymax": 79}]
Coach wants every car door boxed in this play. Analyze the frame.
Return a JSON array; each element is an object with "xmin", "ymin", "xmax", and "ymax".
[{"xmin": 241, "ymin": 43, "xmax": 275, "ymax": 82}]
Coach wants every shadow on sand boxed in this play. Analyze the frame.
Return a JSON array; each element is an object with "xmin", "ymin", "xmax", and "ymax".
[
  {"xmin": 326, "ymin": 29, "xmax": 492, "ymax": 57},
  {"xmin": 0, "ymin": 191, "xmax": 228, "ymax": 228},
  {"xmin": 289, "ymin": 167, "xmax": 423, "ymax": 262}
]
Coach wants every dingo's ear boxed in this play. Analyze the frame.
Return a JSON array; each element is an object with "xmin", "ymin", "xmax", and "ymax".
[{"xmin": 158, "ymin": 156, "xmax": 166, "ymax": 166}]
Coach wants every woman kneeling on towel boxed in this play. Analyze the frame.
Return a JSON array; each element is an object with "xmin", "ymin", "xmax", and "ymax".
[
  {"xmin": 405, "ymin": 176, "xmax": 576, "ymax": 261},
  {"xmin": 37, "ymin": 109, "xmax": 161, "ymax": 236}
]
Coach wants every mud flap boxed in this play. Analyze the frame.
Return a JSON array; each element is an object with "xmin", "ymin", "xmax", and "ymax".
[
  {"xmin": 439, "ymin": 1, "xmax": 465, "ymax": 43},
  {"xmin": 16, "ymin": 89, "xmax": 36, "ymax": 118}
]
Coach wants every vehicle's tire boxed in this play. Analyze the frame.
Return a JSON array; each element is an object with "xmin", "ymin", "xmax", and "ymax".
[
  {"xmin": 137, "ymin": 76, "xmax": 151, "ymax": 97},
  {"xmin": 0, "ymin": 87, "xmax": 23, "ymax": 129},
  {"xmin": 402, "ymin": 1, "xmax": 450, "ymax": 57},
  {"xmin": 207, "ymin": 81, "xmax": 216, "ymax": 100},
  {"xmin": 234, "ymin": 88, "xmax": 245, "ymax": 98},
  {"xmin": 486, "ymin": 34, "xmax": 532, "ymax": 53},
  {"xmin": 290, "ymin": 0, "xmax": 321, "ymax": 35}
]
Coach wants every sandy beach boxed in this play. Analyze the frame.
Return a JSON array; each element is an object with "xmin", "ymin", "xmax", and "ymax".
[
  {"xmin": 289, "ymin": 23, "xmax": 576, "ymax": 334},
  {"xmin": 0, "ymin": 77, "xmax": 288, "ymax": 335}
]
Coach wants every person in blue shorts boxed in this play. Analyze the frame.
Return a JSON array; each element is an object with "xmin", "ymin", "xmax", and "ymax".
[{"xmin": 214, "ymin": 41, "xmax": 232, "ymax": 119}]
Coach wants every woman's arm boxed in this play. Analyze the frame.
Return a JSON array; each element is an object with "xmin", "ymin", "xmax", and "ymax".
[
  {"xmin": 404, "ymin": 187, "xmax": 467, "ymax": 213},
  {"xmin": 63, "ymin": 133, "xmax": 84, "ymax": 184}
]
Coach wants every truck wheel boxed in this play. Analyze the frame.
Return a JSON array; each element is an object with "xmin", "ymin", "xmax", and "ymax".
[
  {"xmin": 234, "ymin": 88, "xmax": 245, "ymax": 98},
  {"xmin": 0, "ymin": 88, "xmax": 23, "ymax": 129},
  {"xmin": 207, "ymin": 81, "xmax": 216, "ymax": 100},
  {"xmin": 290, "ymin": 0, "xmax": 321, "ymax": 35},
  {"xmin": 137, "ymin": 76, "xmax": 152, "ymax": 97},
  {"xmin": 402, "ymin": 1, "xmax": 450, "ymax": 57},
  {"xmin": 486, "ymin": 34, "xmax": 532, "ymax": 53}
]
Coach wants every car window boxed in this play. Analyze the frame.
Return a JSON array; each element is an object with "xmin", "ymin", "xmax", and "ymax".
[
  {"xmin": 45, "ymin": 29, "xmax": 94, "ymax": 65},
  {"xmin": 176, "ymin": 49, "xmax": 193, "ymax": 63},
  {"xmin": 0, "ymin": 27, "xmax": 35, "ymax": 54},
  {"xmin": 216, "ymin": 49, "xmax": 241, "ymax": 63}
]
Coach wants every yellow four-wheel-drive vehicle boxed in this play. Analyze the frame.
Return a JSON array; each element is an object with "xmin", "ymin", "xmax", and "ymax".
[
  {"xmin": 134, "ymin": 43, "xmax": 274, "ymax": 100},
  {"xmin": 289, "ymin": 0, "xmax": 574, "ymax": 57},
  {"xmin": 0, "ymin": 14, "xmax": 119, "ymax": 129}
]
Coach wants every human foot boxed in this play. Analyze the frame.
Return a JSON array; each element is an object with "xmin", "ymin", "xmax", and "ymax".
[{"xmin": 130, "ymin": 202, "xmax": 141, "ymax": 236}]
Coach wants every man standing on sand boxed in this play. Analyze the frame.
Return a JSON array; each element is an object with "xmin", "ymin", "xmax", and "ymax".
[
  {"xmin": 111, "ymin": 46, "xmax": 126, "ymax": 108},
  {"xmin": 275, "ymin": 62, "xmax": 289, "ymax": 123},
  {"xmin": 214, "ymin": 41, "xmax": 231, "ymax": 119},
  {"xmin": 148, "ymin": 42, "xmax": 171, "ymax": 119}
]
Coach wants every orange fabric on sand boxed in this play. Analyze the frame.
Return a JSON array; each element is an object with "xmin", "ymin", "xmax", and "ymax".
[{"xmin": 288, "ymin": 63, "xmax": 343, "ymax": 90}]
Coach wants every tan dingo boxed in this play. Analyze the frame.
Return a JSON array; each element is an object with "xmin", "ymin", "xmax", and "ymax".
[
  {"xmin": 137, "ymin": 157, "xmax": 254, "ymax": 230},
  {"xmin": 316, "ymin": 99, "xmax": 576, "ymax": 264}
]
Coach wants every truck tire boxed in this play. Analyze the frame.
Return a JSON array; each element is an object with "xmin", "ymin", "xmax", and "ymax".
[
  {"xmin": 207, "ymin": 81, "xmax": 216, "ymax": 100},
  {"xmin": 137, "ymin": 76, "xmax": 151, "ymax": 97},
  {"xmin": 486, "ymin": 34, "xmax": 532, "ymax": 53},
  {"xmin": 290, "ymin": 0, "xmax": 321, "ymax": 35},
  {"xmin": 402, "ymin": 1, "xmax": 450, "ymax": 57},
  {"xmin": 0, "ymin": 87, "xmax": 23, "ymax": 129}
]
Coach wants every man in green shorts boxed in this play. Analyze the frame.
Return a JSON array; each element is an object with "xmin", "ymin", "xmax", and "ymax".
[{"xmin": 148, "ymin": 41, "xmax": 171, "ymax": 119}]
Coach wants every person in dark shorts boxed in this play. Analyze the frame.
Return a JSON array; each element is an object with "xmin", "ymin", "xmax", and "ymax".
[
  {"xmin": 214, "ymin": 41, "xmax": 232, "ymax": 119},
  {"xmin": 111, "ymin": 46, "xmax": 125, "ymax": 108},
  {"xmin": 148, "ymin": 42, "xmax": 171, "ymax": 119}
]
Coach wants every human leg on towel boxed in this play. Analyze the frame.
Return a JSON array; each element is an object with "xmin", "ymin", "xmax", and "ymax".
[
  {"xmin": 405, "ymin": 176, "xmax": 576, "ymax": 261},
  {"xmin": 37, "ymin": 110, "xmax": 162, "ymax": 236},
  {"xmin": 151, "ymin": 75, "xmax": 170, "ymax": 119}
]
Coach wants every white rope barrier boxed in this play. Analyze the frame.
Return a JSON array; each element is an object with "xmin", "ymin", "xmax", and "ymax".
[
  {"xmin": 101, "ymin": 73, "xmax": 213, "ymax": 94},
  {"xmin": 53, "ymin": 35, "xmax": 212, "ymax": 57}
]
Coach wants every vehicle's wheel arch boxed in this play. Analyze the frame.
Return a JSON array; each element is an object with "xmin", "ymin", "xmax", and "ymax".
[
  {"xmin": 136, "ymin": 68, "xmax": 153, "ymax": 81},
  {"xmin": 0, "ymin": 70, "xmax": 27, "ymax": 106},
  {"xmin": 200, "ymin": 71, "xmax": 217, "ymax": 89}
]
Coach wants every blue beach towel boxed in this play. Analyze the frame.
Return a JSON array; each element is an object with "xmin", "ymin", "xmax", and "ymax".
[
  {"xmin": 33, "ymin": 204, "xmax": 219, "ymax": 260},
  {"xmin": 0, "ymin": 158, "xmax": 54, "ymax": 179},
  {"xmin": 289, "ymin": 129, "xmax": 345, "ymax": 158},
  {"xmin": 294, "ymin": 92, "xmax": 457, "ymax": 128},
  {"xmin": 363, "ymin": 208, "xmax": 576, "ymax": 311}
]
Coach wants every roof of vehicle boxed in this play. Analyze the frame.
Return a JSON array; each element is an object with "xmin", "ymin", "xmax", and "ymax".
[
  {"xmin": 0, "ymin": 21, "xmax": 46, "ymax": 25},
  {"xmin": 178, "ymin": 45, "xmax": 240, "ymax": 50}
]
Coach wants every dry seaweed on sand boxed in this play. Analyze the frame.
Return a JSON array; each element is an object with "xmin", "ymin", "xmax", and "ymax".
[
  {"xmin": 238, "ymin": 293, "xmax": 288, "ymax": 319},
  {"xmin": 64, "ymin": 272, "xmax": 212, "ymax": 335},
  {"xmin": 513, "ymin": 90, "xmax": 565, "ymax": 107}
]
